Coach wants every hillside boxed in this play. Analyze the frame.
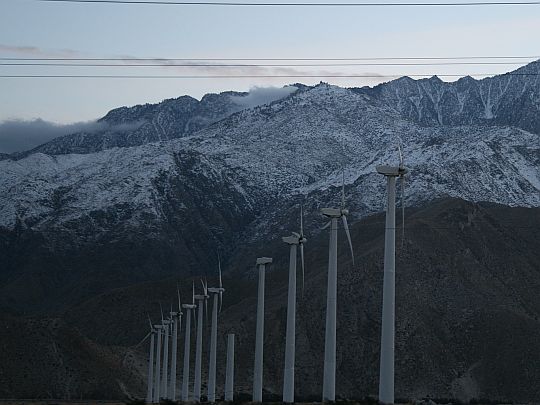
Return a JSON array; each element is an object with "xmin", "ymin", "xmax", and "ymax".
[{"xmin": 58, "ymin": 199, "xmax": 540, "ymax": 402}]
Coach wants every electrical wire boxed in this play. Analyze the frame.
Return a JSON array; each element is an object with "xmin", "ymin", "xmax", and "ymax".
[
  {"xmin": 0, "ymin": 61, "xmax": 536, "ymax": 67},
  {"xmin": 1, "ymin": 73, "xmax": 539, "ymax": 78},
  {"xmin": 1, "ymin": 56, "xmax": 539, "ymax": 61},
  {"xmin": 35, "ymin": 0, "xmax": 540, "ymax": 6}
]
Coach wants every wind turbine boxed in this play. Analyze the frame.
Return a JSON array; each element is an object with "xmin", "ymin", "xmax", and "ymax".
[
  {"xmin": 168, "ymin": 288, "xmax": 183, "ymax": 401},
  {"xmin": 376, "ymin": 145, "xmax": 408, "ymax": 404},
  {"xmin": 282, "ymin": 207, "xmax": 307, "ymax": 403},
  {"xmin": 253, "ymin": 257, "xmax": 272, "ymax": 402},
  {"xmin": 193, "ymin": 279, "xmax": 209, "ymax": 402},
  {"xmin": 207, "ymin": 259, "xmax": 225, "ymax": 403},
  {"xmin": 146, "ymin": 316, "xmax": 156, "ymax": 404},
  {"xmin": 181, "ymin": 282, "xmax": 197, "ymax": 402},
  {"xmin": 321, "ymin": 171, "xmax": 355, "ymax": 402},
  {"xmin": 160, "ymin": 304, "xmax": 171, "ymax": 399}
]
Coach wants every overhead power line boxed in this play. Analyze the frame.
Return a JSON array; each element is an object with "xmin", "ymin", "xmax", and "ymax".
[
  {"xmin": 0, "ymin": 61, "xmax": 535, "ymax": 67},
  {"xmin": 35, "ymin": 0, "xmax": 540, "ymax": 6},
  {"xmin": 1, "ymin": 56, "xmax": 539, "ymax": 61},
  {"xmin": 2, "ymin": 73, "xmax": 539, "ymax": 78}
]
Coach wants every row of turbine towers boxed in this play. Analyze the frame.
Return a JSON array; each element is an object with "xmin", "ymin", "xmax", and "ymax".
[
  {"xmin": 144, "ymin": 268, "xmax": 232, "ymax": 403},
  {"xmin": 143, "ymin": 152, "xmax": 407, "ymax": 404}
]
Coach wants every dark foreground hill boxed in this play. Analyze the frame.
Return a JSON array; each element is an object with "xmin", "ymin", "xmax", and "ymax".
[
  {"xmin": 0, "ymin": 314, "xmax": 144, "ymax": 399},
  {"xmin": 3, "ymin": 198, "xmax": 532, "ymax": 402}
]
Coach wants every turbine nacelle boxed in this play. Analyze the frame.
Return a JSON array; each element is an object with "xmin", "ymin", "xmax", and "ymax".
[
  {"xmin": 207, "ymin": 287, "xmax": 225, "ymax": 294},
  {"xmin": 194, "ymin": 294, "xmax": 209, "ymax": 300},
  {"xmin": 256, "ymin": 257, "xmax": 273, "ymax": 266},
  {"xmin": 321, "ymin": 207, "xmax": 341, "ymax": 218},
  {"xmin": 182, "ymin": 303, "xmax": 197, "ymax": 309},
  {"xmin": 376, "ymin": 165, "xmax": 409, "ymax": 177},
  {"xmin": 321, "ymin": 207, "xmax": 348, "ymax": 218},
  {"xmin": 282, "ymin": 234, "xmax": 300, "ymax": 245},
  {"xmin": 285, "ymin": 232, "xmax": 308, "ymax": 245}
]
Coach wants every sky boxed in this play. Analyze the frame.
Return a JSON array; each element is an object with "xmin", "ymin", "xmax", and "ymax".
[{"xmin": 0, "ymin": 0, "xmax": 539, "ymax": 131}]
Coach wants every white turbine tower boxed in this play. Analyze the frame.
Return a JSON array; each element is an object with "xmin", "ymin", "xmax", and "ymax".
[
  {"xmin": 321, "ymin": 172, "xmax": 355, "ymax": 402},
  {"xmin": 207, "ymin": 260, "xmax": 225, "ymax": 403},
  {"xmin": 168, "ymin": 289, "xmax": 183, "ymax": 401},
  {"xmin": 377, "ymin": 145, "xmax": 408, "ymax": 404},
  {"xmin": 181, "ymin": 282, "xmax": 197, "ymax": 402},
  {"xmin": 253, "ymin": 256, "xmax": 272, "ymax": 402},
  {"xmin": 146, "ymin": 316, "xmax": 156, "ymax": 404},
  {"xmin": 160, "ymin": 305, "xmax": 171, "ymax": 399},
  {"xmin": 153, "ymin": 321, "xmax": 163, "ymax": 403},
  {"xmin": 282, "ymin": 207, "xmax": 307, "ymax": 403},
  {"xmin": 193, "ymin": 279, "xmax": 209, "ymax": 402},
  {"xmin": 225, "ymin": 333, "xmax": 235, "ymax": 402}
]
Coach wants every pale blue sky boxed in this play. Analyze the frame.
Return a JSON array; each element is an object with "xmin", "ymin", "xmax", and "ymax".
[{"xmin": 1, "ymin": 0, "xmax": 539, "ymax": 123}]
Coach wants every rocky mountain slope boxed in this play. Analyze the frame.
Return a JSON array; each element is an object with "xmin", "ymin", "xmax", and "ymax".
[
  {"xmin": 18, "ymin": 91, "xmax": 247, "ymax": 157},
  {"xmin": 355, "ymin": 60, "xmax": 540, "ymax": 134}
]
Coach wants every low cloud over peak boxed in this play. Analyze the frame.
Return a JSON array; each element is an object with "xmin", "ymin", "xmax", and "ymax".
[
  {"xmin": 230, "ymin": 86, "xmax": 298, "ymax": 109},
  {"xmin": 0, "ymin": 119, "xmax": 106, "ymax": 154},
  {"xmin": 0, "ymin": 119, "xmax": 144, "ymax": 154}
]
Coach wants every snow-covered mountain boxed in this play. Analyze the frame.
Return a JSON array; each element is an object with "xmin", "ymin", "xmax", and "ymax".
[
  {"xmin": 356, "ymin": 60, "xmax": 540, "ymax": 133},
  {"xmin": 18, "ymin": 91, "xmax": 245, "ymax": 156},
  {"xmin": 0, "ymin": 62, "xmax": 539, "ymax": 312},
  {"xmin": 2, "ymin": 80, "xmax": 539, "ymax": 228}
]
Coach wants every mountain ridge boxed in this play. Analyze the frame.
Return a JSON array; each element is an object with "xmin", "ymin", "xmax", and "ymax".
[{"xmin": 5, "ymin": 60, "xmax": 539, "ymax": 160}]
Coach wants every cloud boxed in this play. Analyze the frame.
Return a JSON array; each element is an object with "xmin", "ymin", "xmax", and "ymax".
[
  {"xmin": 0, "ymin": 119, "xmax": 144, "ymax": 154},
  {"xmin": 0, "ymin": 44, "xmax": 81, "ymax": 58},
  {"xmin": 0, "ymin": 45, "xmax": 386, "ymax": 82},
  {"xmin": 230, "ymin": 86, "xmax": 298, "ymax": 109}
]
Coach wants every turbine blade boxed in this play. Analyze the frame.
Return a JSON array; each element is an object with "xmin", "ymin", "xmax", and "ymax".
[
  {"xmin": 147, "ymin": 313, "xmax": 153, "ymax": 330},
  {"xmin": 401, "ymin": 174, "xmax": 406, "ymax": 249},
  {"xmin": 192, "ymin": 280, "xmax": 195, "ymax": 305},
  {"xmin": 398, "ymin": 142, "xmax": 403, "ymax": 167},
  {"xmin": 341, "ymin": 168, "xmax": 345, "ymax": 209},
  {"xmin": 219, "ymin": 291, "xmax": 223, "ymax": 313},
  {"xmin": 160, "ymin": 303, "xmax": 164, "ymax": 324},
  {"xmin": 300, "ymin": 205, "xmax": 304, "ymax": 236},
  {"xmin": 134, "ymin": 331, "xmax": 152, "ymax": 348},
  {"xmin": 218, "ymin": 257, "xmax": 223, "ymax": 289},
  {"xmin": 300, "ymin": 243, "xmax": 305, "ymax": 298},
  {"xmin": 342, "ymin": 215, "xmax": 355, "ymax": 265},
  {"xmin": 205, "ymin": 298, "xmax": 208, "ymax": 327},
  {"xmin": 177, "ymin": 283, "xmax": 182, "ymax": 312}
]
